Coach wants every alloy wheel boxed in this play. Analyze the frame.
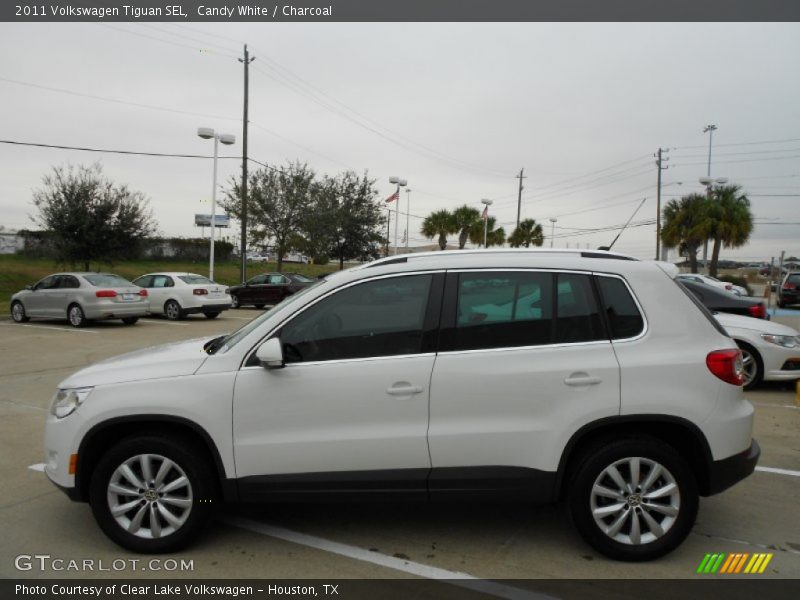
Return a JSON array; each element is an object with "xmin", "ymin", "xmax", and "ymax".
[
  {"xmin": 590, "ymin": 456, "xmax": 680, "ymax": 546},
  {"xmin": 68, "ymin": 305, "xmax": 84, "ymax": 327},
  {"xmin": 740, "ymin": 349, "xmax": 758, "ymax": 387},
  {"xmin": 106, "ymin": 453, "xmax": 193, "ymax": 540},
  {"xmin": 11, "ymin": 303, "xmax": 25, "ymax": 322}
]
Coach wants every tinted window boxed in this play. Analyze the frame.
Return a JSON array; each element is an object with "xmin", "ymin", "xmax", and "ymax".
[
  {"xmin": 179, "ymin": 275, "xmax": 212, "ymax": 285},
  {"xmin": 151, "ymin": 275, "xmax": 174, "ymax": 288},
  {"xmin": 249, "ymin": 275, "xmax": 268, "ymax": 285},
  {"xmin": 133, "ymin": 275, "xmax": 152, "ymax": 288},
  {"xmin": 554, "ymin": 273, "xmax": 605, "ymax": 343},
  {"xmin": 35, "ymin": 275, "xmax": 58, "ymax": 290},
  {"xmin": 596, "ymin": 276, "xmax": 645, "ymax": 339},
  {"xmin": 788, "ymin": 274, "xmax": 800, "ymax": 285},
  {"xmin": 57, "ymin": 275, "xmax": 80, "ymax": 289},
  {"xmin": 268, "ymin": 274, "xmax": 287, "ymax": 284},
  {"xmin": 450, "ymin": 271, "xmax": 553, "ymax": 351},
  {"xmin": 83, "ymin": 274, "xmax": 134, "ymax": 287},
  {"xmin": 279, "ymin": 274, "xmax": 432, "ymax": 363}
]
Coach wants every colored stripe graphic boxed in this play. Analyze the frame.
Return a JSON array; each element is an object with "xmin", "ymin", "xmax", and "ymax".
[
  {"xmin": 758, "ymin": 554, "xmax": 773, "ymax": 573},
  {"xmin": 699, "ymin": 552, "xmax": 772, "ymax": 574},
  {"xmin": 734, "ymin": 553, "xmax": 749, "ymax": 573},
  {"xmin": 697, "ymin": 554, "xmax": 713, "ymax": 574}
]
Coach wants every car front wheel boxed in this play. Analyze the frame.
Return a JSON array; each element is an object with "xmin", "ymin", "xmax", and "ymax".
[
  {"xmin": 89, "ymin": 436, "xmax": 216, "ymax": 553},
  {"xmin": 568, "ymin": 436, "xmax": 698, "ymax": 561},
  {"xmin": 230, "ymin": 295, "xmax": 240, "ymax": 309},
  {"xmin": 11, "ymin": 301, "xmax": 29, "ymax": 323}
]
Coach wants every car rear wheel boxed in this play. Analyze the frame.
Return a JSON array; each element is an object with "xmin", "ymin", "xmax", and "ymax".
[
  {"xmin": 164, "ymin": 300, "xmax": 184, "ymax": 321},
  {"xmin": 736, "ymin": 342, "xmax": 763, "ymax": 390},
  {"xmin": 11, "ymin": 301, "xmax": 29, "ymax": 323},
  {"xmin": 89, "ymin": 436, "xmax": 216, "ymax": 553},
  {"xmin": 121, "ymin": 317, "xmax": 139, "ymax": 325},
  {"xmin": 67, "ymin": 304, "xmax": 87, "ymax": 328},
  {"xmin": 204, "ymin": 312, "xmax": 220, "ymax": 319},
  {"xmin": 254, "ymin": 304, "xmax": 265, "ymax": 309},
  {"xmin": 568, "ymin": 436, "xmax": 698, "ymax": 561},
  {"xmin": 230, "ymin": 295, "xmax": 240, "ymax": 309}
]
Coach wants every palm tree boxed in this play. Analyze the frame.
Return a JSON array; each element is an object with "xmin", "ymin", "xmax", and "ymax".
[
  {"xmin": 421, "ymin": 210, "xmax": 455, "ymax": 250},
  {"xmin": 661, "ymin": 194, "xmax": 713, "ymax": 273},
  {"xmin": 707, "ymin": 185, "xmax": 753, "ymax": 277},
  {"xmin": 508, "ymin": 219, "xmax": 544, "ymax": 248},
  {"xmin": 468, "ymin": 216, "xmax": 506, "ymax": 248},
  {"xmin": 451, "ymin": 205, "xmax": 482, "ymax": 249}
]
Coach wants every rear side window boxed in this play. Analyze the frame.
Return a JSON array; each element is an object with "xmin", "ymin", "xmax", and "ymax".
[
  {"xmin": 151, "ymin": 275, "xmax": 174, "ymax": 288},
  {"xmin": 133, "ymin": 275, "xmax": 152, "ymax": 288},
  {"xmin": 555, "ymin": 273, "xmax": 605, "ymax": 343},
  {"xmin": 596, "ymin": 276, "xmax": 645, "ymax": 339}
]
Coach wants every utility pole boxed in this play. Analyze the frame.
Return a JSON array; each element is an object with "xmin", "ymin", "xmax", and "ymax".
[
  {"xmin": 655, "ymin": 148, "xmax": 669, "ymax": 260},
  {"xmin": 385, "ymin": 208, "xmax": 391, "ymax": 256},
  {"xmin": 238, "ymin": 44, "xmax": 255, "ymax": 284},
  {"xmin": 515, "ymin": 168, "xmax": 526, "ymax": 229}
]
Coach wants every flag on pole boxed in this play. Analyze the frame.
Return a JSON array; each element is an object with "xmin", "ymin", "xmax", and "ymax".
[
  {"xmin": 481, "ymin": 204, "xmax": 489, "ymax": 219},
  {"xmin": 385, "ymin": 190, "xmax": 400, "ymax": 204}
]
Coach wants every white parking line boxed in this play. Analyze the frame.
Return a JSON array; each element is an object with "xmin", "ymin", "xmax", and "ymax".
[
  {"xmin": 223, "ymin": 316, "xmax": 253, "ymax": 321},
  {"xmin": 223, "ymin": 516, "xmax": 555, "ymax": 600},
  {"xmin": 755, "ymin": 466, "xmax": 800, "ymax": 478},
  {"xmin": 752, "ymin": 402, "xmax": 798, "ymax": 410},
  {"xmin": 0, "ymin": 323, "xmax": 96, "ymax": 334},
  {"xmin": 139, "ymin": 319, "xmax": 189, "ymax": 327},
  {"xmin": 28, "ymin": 463, "xmax": 45, "ymax": 472}
]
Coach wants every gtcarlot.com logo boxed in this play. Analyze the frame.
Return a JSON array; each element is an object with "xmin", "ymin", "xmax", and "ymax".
[{"xmin": 697, "ymin": 552, "xmax": 773, "ymax": 574}]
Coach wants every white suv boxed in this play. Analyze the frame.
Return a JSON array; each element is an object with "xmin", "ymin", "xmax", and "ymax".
[{"xmin": 43, "ymin": 250, "xmax": 759, "ymax": 561}]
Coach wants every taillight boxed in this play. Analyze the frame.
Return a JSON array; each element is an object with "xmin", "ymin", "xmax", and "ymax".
[
  {"xmin": 784, "ymin": 283, "xmax": 796, "ymax": 290},
  {"xmin": 138, "ymin": 289, "xmax": 148, "ymax": 297},
  {"xmin": 95, "ymin": 290, "xmax": 117, "ymax": 298},
  {"xmin": 706, "ymin": 349, "xmax": 745, "ymax": 386},
  {"xmin": 193, "ymin": 288, "xmax": 209, "ymax": 295},
  {"xmin": 747, "ymin": 303, "xmax": 767, "ymax": 319}
]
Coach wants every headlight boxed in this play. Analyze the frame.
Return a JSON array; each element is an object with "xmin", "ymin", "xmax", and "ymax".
[
  {"xmin": 50, "ymin": 387, "xmax": 93, "ymax": 419},
  {"xmin": 761, "ymin": 334, "xmax": 800, "ymax": 348}
]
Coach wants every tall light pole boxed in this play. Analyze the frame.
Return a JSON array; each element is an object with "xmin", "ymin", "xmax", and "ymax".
[
  {"xmin": 405, "ymin": 188, "xmax": 412, "ymax": 251},
  {"xmin": 388, "ymin": 176, "xmax": 407, "ymax": 255},
  {"xmin": 198, "ymin": 127, "xmax": 236, "ymax": 281},
  {"xmin": 700, "ymin": 124, "xmax": 718, "ymax": 270},
  {"xmin": 480, "ymin": 199, "xmax": 493, "ymax": 248},
  {"xmin": 549, "ymin": 217, "xmax": 557, "ymax": 248}
]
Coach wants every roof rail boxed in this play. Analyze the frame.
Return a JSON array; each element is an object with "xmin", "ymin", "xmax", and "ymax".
[{"xmin": 364, "ymin": 248, "xmax": 637, "ymax": 268}]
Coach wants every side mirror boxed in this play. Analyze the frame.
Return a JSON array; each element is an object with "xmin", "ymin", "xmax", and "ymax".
[
  {"xmin": 255, "ymin": 338, "xmax": 284, "ymax": 369},
  {"xmin": 25, "ymin": 285, "xmax": 33, "ymax": 291}
]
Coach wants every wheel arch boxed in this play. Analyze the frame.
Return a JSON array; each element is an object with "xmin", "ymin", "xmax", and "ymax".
[
  {"xmin": 76, "ymin": 415, "xmax": 236, "ymax": 503},
  {"xmin": 555, "ymin": 415, "xmax": 714, "ymax": 500}
]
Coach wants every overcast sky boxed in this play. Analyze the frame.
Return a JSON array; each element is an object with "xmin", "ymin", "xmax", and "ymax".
[{"xmin": 1, "ymin": 22, "xmax": 799, "ymax": 261}]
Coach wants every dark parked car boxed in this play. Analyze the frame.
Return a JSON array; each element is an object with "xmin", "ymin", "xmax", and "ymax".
[
  {"xmin": 679, "ymin": 280, "xmax": 767, "ymax": 319},
  {"xmin": 779, "ymin": 273, "xmax": 800, "ymax": 308},
  {"xmin": 228, "ymin": 272, "xmax": 315, "ymax": 309}
]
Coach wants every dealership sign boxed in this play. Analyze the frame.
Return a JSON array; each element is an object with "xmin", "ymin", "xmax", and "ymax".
[{"xmin": 194, "ymin": 214, "xmax": 230, "ymax": 228}]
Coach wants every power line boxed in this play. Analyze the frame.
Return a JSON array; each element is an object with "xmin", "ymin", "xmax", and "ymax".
[
  {"xmin": 672, "ymin": 137, "xmax": 800, "ymax": 150},
  {"xmin": 99, "ymin": 24, "xmax": 238, "ymax": 59},
  {"xmin": 0, "ymin": 138, "xmax": 237, "ymax": 159},
  {"xmin": 672, "ymin": 154, "xmax": 800, "ymax": 168}
]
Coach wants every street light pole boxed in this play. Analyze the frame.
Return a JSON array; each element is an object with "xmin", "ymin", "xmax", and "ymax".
[
  {"xmin": 549, "ymin": 217, "xmax": 557, "ymax": 248},
  {"xmin": 198, "ymin": 128, "xmax": 235, "ymax": 281},
  {"xmin": 405, "ymin": 188, "xmax": 412, "ymax": 251},
  {"xmin": 480, "ymin": 199, "xmax": 493, "ymax": 248},
  {"xmin": 701, "ymin": 125, "xmax": 718, "ymax": 271},
  {"xmin": 389, "ymin": 177, "xmax": 407, "ymax": 255}
]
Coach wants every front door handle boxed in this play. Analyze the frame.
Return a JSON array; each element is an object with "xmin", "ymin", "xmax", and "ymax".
[
  {"xmin": 564, "ymin": 373, "xmax": 602, "ymax": 387},
  {"xmin": 386, "ymin": 383, "xmax": 424, "ymax": 396}
]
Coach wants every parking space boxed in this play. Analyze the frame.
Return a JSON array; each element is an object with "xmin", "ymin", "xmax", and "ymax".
[{"xmin": 1, "ymin": 312, "xmax": 798, "ymax": 583}]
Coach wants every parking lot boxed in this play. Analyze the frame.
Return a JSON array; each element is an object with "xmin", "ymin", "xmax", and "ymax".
[{"xmin": 0, "ymin": 309, "xmax": 798, "ymax": 585}]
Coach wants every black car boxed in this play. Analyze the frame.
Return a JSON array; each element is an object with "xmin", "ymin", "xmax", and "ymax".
[
  {"xmin": 228, "ymin": 272, "xmax": 315, "ymax": 309},
  {"xmin": 679, "ymin": 280, "xmax": 767, "ymax": 319},
  {"xmin": 778, "ymin": 273, "xmax": 800, "ymax": 308}
]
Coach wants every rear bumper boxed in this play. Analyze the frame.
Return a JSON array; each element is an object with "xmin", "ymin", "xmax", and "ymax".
[
  {"xmin": 706, "ymin": 439, "xmax": 760, "ymax": 496},
  {"xmin": 83, "ymin": 303, "xmax": 149, "ymax": 319},
  {"xmin": 182, "ymin": 302, "xmax": 231, "ymax": 315}
]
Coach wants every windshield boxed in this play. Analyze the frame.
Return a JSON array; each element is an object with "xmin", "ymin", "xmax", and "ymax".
[
  {"xmin": 179, "ymin": 275, "xmax": 213, "ymax": 285},
  {"xmin": 210, "ymin": 279, "xmax": 326, "ymax": 354},
  {"xmin": 82, "ymin": 274, "xmax": 134, "ymax": 287}
]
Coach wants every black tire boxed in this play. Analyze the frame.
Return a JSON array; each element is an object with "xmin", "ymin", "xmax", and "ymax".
[
  {"xmin": 164, "ymin": 300, "xmax": 184, "ymax": 321},
  {"xmin": 204, "ymin": 312, "xmax": 220, "ymax": 319},
  {"xmin": 67, "ymin": 303, "xmax": 87, "ymax": 328},
  {"xmin": 89, "ymin": 435, "xmax": 217, "ymax": 553},
  {"xmin": 11, "ymin": 301, "xmax": 30, "ymax": 323},
  {"xmin": 230, "ymin": 295, "xmax": 240, "ymax": 309},
  {"xmin": 254, "ymin": 304, "xmax": 265, "ymax": 309},
  {"xmin": 568, "ymin": 436, "xmax": 698, "ymax": 561},
  {"xmin": 736, "ymin": 341, "xmax": 764, "ymax": 390},
  {"xmin": 121, "ymin": 317, "xmax": 139, "ymax": 325}
]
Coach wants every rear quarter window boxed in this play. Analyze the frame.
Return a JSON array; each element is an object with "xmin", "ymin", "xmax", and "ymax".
[
  {"xmin": 675, "ymin": 280, "xmax": 729, "ymax": 337},
  {"xmin": 596, "ymin": 276, "xmax": 645, "ymax": 339}
]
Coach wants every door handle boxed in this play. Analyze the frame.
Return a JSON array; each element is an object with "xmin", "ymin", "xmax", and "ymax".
[
  {"xmin": 386, "ymin": 383, "xmax": 424, "ymax": 396},
  {"xmin": 564, "ymin": 373, "xmax": 602, "ymax": 387}
]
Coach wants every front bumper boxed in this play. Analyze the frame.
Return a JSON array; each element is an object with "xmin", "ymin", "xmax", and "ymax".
[{"xmin": 706, "ymin": 439, "xmax": 760, "ymax": 496}]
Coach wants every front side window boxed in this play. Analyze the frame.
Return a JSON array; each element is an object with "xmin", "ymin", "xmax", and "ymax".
[
  {"xmin": 279, "ymin": 274, "xmax": 433, "ymax": 363},
  {"xmin": 249, "ymin": 275, "xmax": 268, "ymax": 285},
  {"xmin": 596, "ymin": 276, "xmax": 645, "ymax": 339},
  {"xmin": 34, "ymin": 275, "xmax": 58, "ymax": 290}
]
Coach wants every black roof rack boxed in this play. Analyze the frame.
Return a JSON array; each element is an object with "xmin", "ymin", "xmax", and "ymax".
[
  {"xmin": 367, "ymin": 256, "xmax": 408, "ymax": 267},
  {"xmin": 581, "ymin": 251, "xmax": 636, "ymax": 261}
]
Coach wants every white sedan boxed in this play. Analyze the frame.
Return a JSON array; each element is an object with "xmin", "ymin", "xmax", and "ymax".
[
  {"xmin": 677, "ymin": 273, "xmax": 748, "ymax": 296},
  {"xmin": 132, "ymin": 272, "xmax": 232, "ymax": 320},
  {"xmin": 715, "ymin": 311, "xmax": 800, "ymax": 389}
]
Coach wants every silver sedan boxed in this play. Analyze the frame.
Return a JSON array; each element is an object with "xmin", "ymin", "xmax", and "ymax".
[{"xmin": 10, "ymin": 272, "xmax": 150, "ymax": 327}]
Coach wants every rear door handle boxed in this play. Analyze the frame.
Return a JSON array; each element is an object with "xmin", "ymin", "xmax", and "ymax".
[
  {"xmin": 386, "ymin": 383, "xmax": 424, "ymax": 396},
  {"xmin": 564, "ymin": 374, "xmax": 602, "ymax": 387}
]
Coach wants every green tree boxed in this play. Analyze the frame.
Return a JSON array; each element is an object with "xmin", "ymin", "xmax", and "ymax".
[
  {"xmin": 421, "ymin": 210, "xmax": 455, "ymax": 250},
  {"xmin": 707, "ymin": 185, "xmax": 753, "ymax": 278},
  {"xmin": 325, "ymin": 171, "xmax": 385, "ymax": 270},
  {"xmin": 452, "ymin": 205, "xmax": 481, "ymax": 249},
  {"xmin": 661, "ymin": 194, "xmax": 712, "ymax": 273},
  {"xmin": 508, "ymin": 218, "xmax": 544, "ymax": 248},
  {"xmin": 223, "ymin": 162, "xmax": 314, "ymax": 272},
  {"xmin": 32, "ymin": 163, "xmax": 156, "ymax": 270},
  {"xmin": 469, "ymin": 216, "xmax": 506, "ymax": 247}
]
